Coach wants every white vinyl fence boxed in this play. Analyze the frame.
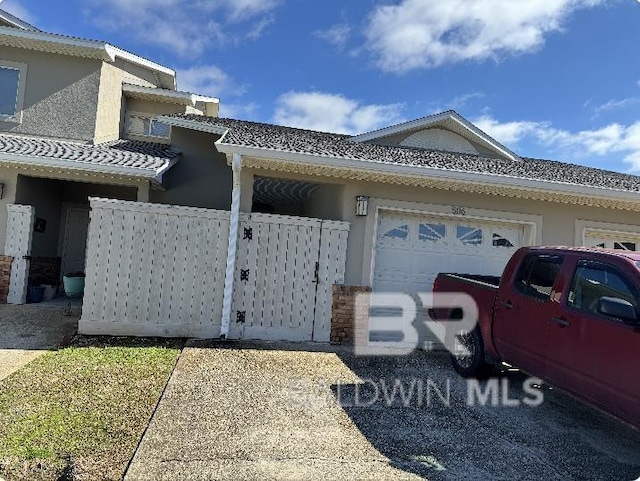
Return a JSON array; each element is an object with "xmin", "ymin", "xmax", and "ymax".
[
  {"xmin": 80, "ymin": 199, "xmax": 349, "ymax": 341},
  {"xmin": 4, "ymin": 204, "xmax": 35, "ymax": 305},
  {"xmin": 80, "ymin": 199, "xmax": 230, "ymax": 337}
]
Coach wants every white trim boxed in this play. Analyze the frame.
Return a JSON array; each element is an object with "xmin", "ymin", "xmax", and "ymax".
[
  {"xmin": 122, "ymin": 83, "xmax": 218, "ymax": 106},
  {"xmin": 215, "ymin": 142, "xmax": 640, "ymax": 206},
  {"xmin": 220, "ymin": 153, "xmax": 243, "ymax": 338},
  {"xmin": 349, "ymin": 111, "xmax": 521, "ymax": 162},
  {"xmin": 0, "ymin": 9, "xmax": 39, "ymax": 31},
  {"xmin": 362, "ymin": 198, "xmax": 542, "ymax": 286},
  {"xmin": 0, "ymin": 60, "xmax": 27, "ymax": 124},
  {"xmin": 157, "ymin": 116, "xmax": 228, "ymax": 135},
  {"xmin": 575, "ymin": 219, "xmax": 640, "ymax": 247},
  {"xmin": 0, "ymin": 26, "xmax": 176, "ymax": 89}
]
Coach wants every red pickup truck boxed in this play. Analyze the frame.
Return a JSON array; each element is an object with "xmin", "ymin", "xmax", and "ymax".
[{"xmin": 433, "ymin": 246, "xmax": 640, "ymax": 428}]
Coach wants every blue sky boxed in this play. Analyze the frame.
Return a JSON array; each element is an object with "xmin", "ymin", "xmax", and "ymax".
[{"xmin": 3, "ymin": 0, "xmax": 640, "ymax": 174}]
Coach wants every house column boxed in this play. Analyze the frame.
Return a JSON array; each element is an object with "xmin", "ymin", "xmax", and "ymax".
[
  {"xmin": 220, "ymin": 153, "xmax": 242, "ymax": 339},
  {"xmin": 137, "ymin": 182, "xmax": 150, "ymax": 202}
]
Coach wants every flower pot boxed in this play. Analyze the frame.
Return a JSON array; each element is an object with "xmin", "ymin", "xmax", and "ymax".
[{"xmin": 63, "ymin": 276, "xmax": 85, "ymax": 298}]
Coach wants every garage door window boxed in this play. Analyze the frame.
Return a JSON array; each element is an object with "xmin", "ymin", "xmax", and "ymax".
[
  {"xmin": 457, "ymin": 225, "xmax": 483, "ymax": 246},
  {"xmin": 380, "ymin": 221, "xmax": 409, "ymax": 240},
  {"xmin": 492, "ymin": 228, "xmax": 517, "ymax": 248},
  {"xmin": 419, "ymin": 223, "xmax": 446, "ymax": 243}
]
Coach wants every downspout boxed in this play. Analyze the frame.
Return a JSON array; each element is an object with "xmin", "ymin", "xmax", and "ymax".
[{"xmin": 220, "ymin": 153, "xmax": 242, "ymax": 339}]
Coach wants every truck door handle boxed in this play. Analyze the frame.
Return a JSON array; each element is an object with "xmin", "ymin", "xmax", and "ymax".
[
  {"xmin": 500, "ymin": 300, "xmax": 514, "ymax": 309},
  {"xmin": 551, "ymin": 317, "xmax": 570, "ymax": 328}
]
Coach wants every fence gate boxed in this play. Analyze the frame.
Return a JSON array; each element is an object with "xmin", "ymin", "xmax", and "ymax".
[
  {"xmin": 4, "ymin": 204, "xmax": 35, "ymax": 304},
  {"xmin": 231, "ymin": 213, "xmax": 349, "ymax": 342}
]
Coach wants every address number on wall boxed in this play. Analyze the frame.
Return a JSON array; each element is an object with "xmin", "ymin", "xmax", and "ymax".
[{"xmin": 452, "ymin": 206, "xmax": 466, "ymax": 216}]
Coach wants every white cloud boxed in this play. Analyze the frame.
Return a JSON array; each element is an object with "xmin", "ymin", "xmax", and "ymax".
[
  {"xmin": 273, "ymin": 91, "xmax": 405, "ymax": 134},
  {"xmin": 591, "ymin": 97, "xmax": 640, "ymax": 118},
  {"xmin": 315, "ymin": 23, "xmax": 352, "ymax": 50},
  {"xmin": 176, "ymin": 65, "xmax": 234, "ymax": 97},
  {"xmin": 84, "ymin": 0, "xmax": 280, "ymax": 56},
  {"xmin": 364, "ymin": 0, "xmax": 606, "ymax": 73},
  {"xmin": 474, "ymin": 114, "xmax": 640, "ymax": 172}
]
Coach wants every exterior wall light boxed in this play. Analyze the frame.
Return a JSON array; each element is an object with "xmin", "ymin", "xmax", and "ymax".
[{"xmin": 355, "ymin": 195, "xmax": 369, "ymax": 216}]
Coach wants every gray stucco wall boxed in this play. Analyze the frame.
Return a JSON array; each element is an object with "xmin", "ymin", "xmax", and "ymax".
[
  {"xmin": 151, "ymin": 128, "xmax": 232, "ymax": 210},
  {"xmin": 0, "ymin": 47, "xmax": 102, "ymax": 142}
]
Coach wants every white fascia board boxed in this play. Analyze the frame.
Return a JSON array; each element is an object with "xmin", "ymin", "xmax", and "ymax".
[
  {"xmin": 0, "ymin": 27, "xmax": 176, "ymax": 89},
  {"xmin": 108, "ymin": 46, "xmax": 176, "ymax": 89},
  {"xmin": 0, "ymin": 10, "xmax": 39, "ymax": 31},
  {"xmin": 123, "ymin": 84, "xmax": 218, "ymax": 106},
  {"xmin": 214, "ymin": 142, "xmax": 640, "ymax": 205},
  {"xmin": 447, "ymin": 116, "xmax": 520, "ymax": 162},
  {"xmin": 156, "ymin": 116, "xmax": 228, "ymax": 135},
  {"xmin": 350, "ymin": 110, "xmax": 521, "ymax": 162},
  {"xmin": 0, "ymin": 26, "xmax": 110, "ymax": 57},
  {"xmin": 350, "ymin": 112, "xmax": 452, "ymax": 143},
  {"xmin": 0, "ymin": 152, "xmax": 160, "ymax": 180}
]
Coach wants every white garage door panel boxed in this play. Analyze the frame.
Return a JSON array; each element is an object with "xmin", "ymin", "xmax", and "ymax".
[{"xmin": 373, "ymin": 212, "xmax": 523, "ymax": 296}]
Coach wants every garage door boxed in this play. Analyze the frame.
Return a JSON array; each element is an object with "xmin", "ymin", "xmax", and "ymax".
[
  {"xmin": 373, "ymin": 212, "xmax": 525, "ymax": 295},
  {"xmin": 583, "ymin": 230, "xmax": 640, "ymax": 251}
]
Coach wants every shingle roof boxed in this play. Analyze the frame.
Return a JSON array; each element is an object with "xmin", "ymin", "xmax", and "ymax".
[
  {"xmin": 170, "ymin": 114, "xmax": 640, "ymax": 194},
  {"xmin": 0, "ymin": 134, "xmax": 180, "ymax": 178}
]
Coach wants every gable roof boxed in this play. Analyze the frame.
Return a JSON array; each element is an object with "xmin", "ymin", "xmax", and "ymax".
[
  {"xmin": 0, "ymin": 134, "xmax": 180, "ymax": 184},
  {"xmin": 0, "ymin": 8, "xmax": 39, "ymax": 31},
  {"xmin": 0, "ymin": 25, "xmax": 176, "ymax": 89},
  {"xmin": 351, "ymin": 110, "xmax": 522, "ymax": 162},
  {"xmin": 159, "ymin": 114, "xmax": 640, "ymax": 211}
]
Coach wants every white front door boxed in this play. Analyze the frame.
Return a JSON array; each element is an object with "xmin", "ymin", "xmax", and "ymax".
[
  {"xmin": 373, "ymin": 211, "xmax": 524, "ymax": 296},
  {"xmin": 61, "ymin": 208, "xmax": 90, "ymax": 277}
]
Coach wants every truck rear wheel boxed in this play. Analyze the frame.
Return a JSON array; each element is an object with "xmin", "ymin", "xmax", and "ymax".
[{"xmin": 450, "ymin": 328, "xmax": 494, "ymax": 379}]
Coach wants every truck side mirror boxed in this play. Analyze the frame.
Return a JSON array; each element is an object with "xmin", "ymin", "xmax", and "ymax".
[{"xmin": 596, "ymin": 297, "xmax": 638, "ymax": 325}]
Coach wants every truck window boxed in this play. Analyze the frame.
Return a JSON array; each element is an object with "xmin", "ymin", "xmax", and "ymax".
[
  {"xmin": 568, "ymin": 261, "xmax": 638, "ymax": 318},
  {"xmin": 514, "ymin": 255, "xmax": 563, "ymax": 301}
]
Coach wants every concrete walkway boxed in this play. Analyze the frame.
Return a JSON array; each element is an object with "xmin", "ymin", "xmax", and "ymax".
[
  {"xmin": 125, "ymin": 341, "xmax": 640, "ymax": 481},
  {"xmin": 0, "ymin": 303, "xmax": 79, "ymax": 381},
  {"xmin": 125, "ymin": 341, "xmax": 418, "ymax": 480}
]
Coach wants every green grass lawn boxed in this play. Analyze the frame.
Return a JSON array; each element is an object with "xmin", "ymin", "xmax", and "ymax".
[{"xmin": 0, "ymin": 336, "xmax": 183, "ymax": 480}]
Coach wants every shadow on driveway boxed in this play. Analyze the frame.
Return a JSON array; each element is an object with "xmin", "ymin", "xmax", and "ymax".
[
  {"xmin": 333, "ymin": 348, "xmax": 640, "ymax": 480},
  {"xmin": 126, "ymin": 340, "xmax": 640, "ymax": 481}
]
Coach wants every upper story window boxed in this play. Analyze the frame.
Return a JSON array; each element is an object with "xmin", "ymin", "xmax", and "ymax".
[
  {"xmin": 125, "ymin": 111, "xmax": 170, "ymax": 141},
  {"xmin": 0, "ymin": 60, "xmax": 27, "ymax": 123}
]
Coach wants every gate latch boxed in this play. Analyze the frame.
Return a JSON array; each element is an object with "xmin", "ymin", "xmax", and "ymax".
[
  {"xmin": 243, "ymin": 227, "xmax": 253, "ymax": 240},
  {"xmin": 236, "ymin": 311, "xmax": 246, "ymax": 324}
]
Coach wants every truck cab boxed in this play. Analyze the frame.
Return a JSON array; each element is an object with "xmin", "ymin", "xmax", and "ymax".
[{"xmin": 434, "ymin": 246, "xmax": 640, "ymax": 428}]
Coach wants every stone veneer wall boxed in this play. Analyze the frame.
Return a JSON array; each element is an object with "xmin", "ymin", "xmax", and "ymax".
[
  {"xmin": 330, "ymin": 284, "xmax": 371, "ymax": 344},
  {"xmin": 0, "ymin": 256, "xmax": 13, "ymax": 304}
]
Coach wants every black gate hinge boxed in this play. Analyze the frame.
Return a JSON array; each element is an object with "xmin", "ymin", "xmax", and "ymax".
[
  {"xmin": 240, "ymin": 269, "xmax": 250, "ymax": 282},
  {"xmin": 243, "ymin": 227, "xmax": 253, "ymax": 240},
  {"xmin": 236, "ymin": 311, "xmax": 246, "ymax": 323}
]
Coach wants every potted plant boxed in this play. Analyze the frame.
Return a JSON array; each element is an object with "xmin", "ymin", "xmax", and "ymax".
[{"xmin": 63, "ymin": 271, "xmax": 85, "ymax": 298}]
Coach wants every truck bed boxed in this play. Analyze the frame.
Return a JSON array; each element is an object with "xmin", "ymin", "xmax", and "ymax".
[{"xmin": 436, "ymin": 273, "xmax": 501, "ymax": 289}]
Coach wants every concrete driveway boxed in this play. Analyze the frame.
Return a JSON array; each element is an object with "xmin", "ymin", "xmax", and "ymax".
[
  {"xmin": 0, "ymin": 303, "xmax": 79, "ymax": 381},
  {"xmin": 125, "ymin": 341, "xmax": 640, "ymax": 481}
]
